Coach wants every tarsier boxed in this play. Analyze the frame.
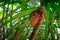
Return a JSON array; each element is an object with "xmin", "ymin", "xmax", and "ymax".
[{"xmin": 30, "ymin": 6, "xmax": 46, "ymax": 40}]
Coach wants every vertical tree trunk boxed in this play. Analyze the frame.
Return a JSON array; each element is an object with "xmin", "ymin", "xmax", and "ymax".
[{"xmin": 29, "ymin": 6, "xmax": 46, "ymax": 40}]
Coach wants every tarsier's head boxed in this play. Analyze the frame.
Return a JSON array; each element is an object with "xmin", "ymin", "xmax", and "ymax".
[{"xmin": 30, "ymin": 6, "xmax": 46, "ymax": 27}]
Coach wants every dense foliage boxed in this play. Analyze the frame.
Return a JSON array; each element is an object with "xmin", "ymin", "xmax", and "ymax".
[{"xmin": 0, "ymin": 0, "xmax": 60, "ymax": 40}]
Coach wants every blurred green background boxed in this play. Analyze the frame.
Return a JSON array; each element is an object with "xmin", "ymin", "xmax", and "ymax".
[{"xmin": 0, "ymin": 0, "xmax": 60, "ymax": 40}]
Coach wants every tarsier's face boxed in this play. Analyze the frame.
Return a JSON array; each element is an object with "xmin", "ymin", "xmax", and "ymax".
[{"xmin": 30, "ymin": 11, "xmax": 45, "ymax": 27}]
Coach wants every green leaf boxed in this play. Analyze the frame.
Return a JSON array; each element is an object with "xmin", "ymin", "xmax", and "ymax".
[{"xmin": 6, "ymin": 8, "xmax": 37, "ymax": 24}]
